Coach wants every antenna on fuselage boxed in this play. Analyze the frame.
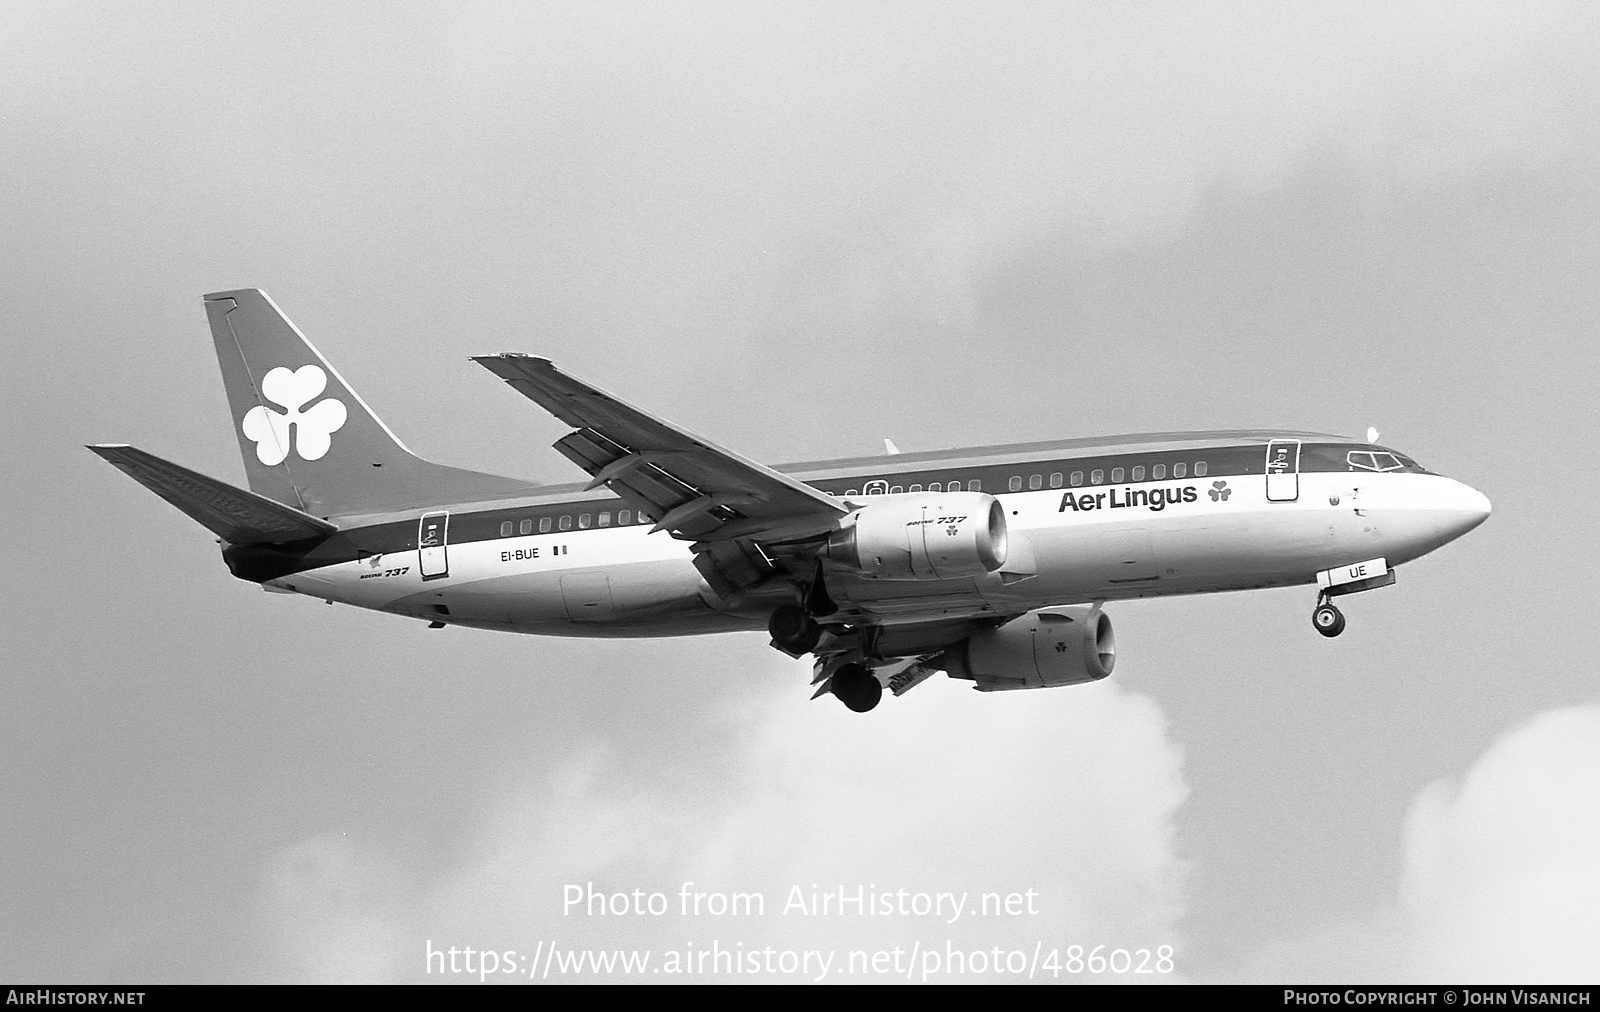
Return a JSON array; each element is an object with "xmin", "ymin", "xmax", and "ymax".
[
  {"xmin": 883, "ymin": 438, "xmax": 901, "ymax": 455},
  {"xmin": 1366, "ymin": 427, "xmax": 1380, "ymax": 444}
]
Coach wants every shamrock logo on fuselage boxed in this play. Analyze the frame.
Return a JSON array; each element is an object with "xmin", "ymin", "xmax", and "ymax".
[
  {"xmin": 1208, "ymin": 480, "xmax": 1231, "ymax": 502},
  {"xmin": 240, "ymin": 365, "xmax": 348, "ymax": 465}
]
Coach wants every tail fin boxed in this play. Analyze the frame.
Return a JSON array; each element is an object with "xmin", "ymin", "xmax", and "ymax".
[{"xmin": 205, "ymin": 289, "xmax": 532, "ymax": 516}]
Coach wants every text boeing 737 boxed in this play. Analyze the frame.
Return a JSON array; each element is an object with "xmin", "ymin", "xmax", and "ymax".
[{"xmin": 90, "ymin": 290, "xmax": 1491, "ymax": 712}]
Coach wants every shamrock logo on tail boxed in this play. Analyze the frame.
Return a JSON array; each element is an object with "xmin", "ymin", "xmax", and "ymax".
[
  {"xmin": 240, "ymin": 365, "xmax": 348, "ymax": 465},
  {"xmin": 1208, "ymin": 480, "xmax": 1232, "ymax": 502}
]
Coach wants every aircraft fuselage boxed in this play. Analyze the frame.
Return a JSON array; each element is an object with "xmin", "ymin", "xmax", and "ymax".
[{"xmin": 246, "ymin": 433, "xmax": 1489, "ymax": 640}]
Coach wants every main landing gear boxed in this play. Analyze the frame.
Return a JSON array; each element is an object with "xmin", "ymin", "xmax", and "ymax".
[
  {"xmin": 1312, "ymin": 595, "xmax": 1346, "ymax": 638},
  {"xmin": 829, "ymin": 662, "xmax": 883, "ymax": 713},
  {"xmin": 771, "ymin": 567, "xmax": 882, "ymax": 712},
  {"xmin": 768, "ymin": 603, "xmax": 823, "ymax": 655},
  {"xmin": 771, "ymin": 605, "xmax": 884, "ymax": 712},
  {"xmin": 768, "ymin": 563, "xmax": 838, "ymax": 657}
]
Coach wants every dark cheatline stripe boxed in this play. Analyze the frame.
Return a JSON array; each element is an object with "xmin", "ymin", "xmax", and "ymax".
[{"xmin": 224, "ymin": 439, "xmax": 1412, "ymax": 581}]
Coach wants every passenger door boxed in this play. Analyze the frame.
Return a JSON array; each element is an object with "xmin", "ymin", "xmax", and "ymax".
[
  {"xmin": 1265, "ymin": 440, "xmax": 1300, "ymax": 502},
  {"xmin": 418, "ymin": 511, "xmax": 450, "ymax": 580}
]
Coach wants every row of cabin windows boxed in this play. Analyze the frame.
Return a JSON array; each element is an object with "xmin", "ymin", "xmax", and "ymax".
[
  {"xmin": 843, "ymin": 479, "xmax": 984, "ymax": 496},
  {"xmin": 498, "ymin": 457, "xmax": 1221, "ymax": 532},
  {"xmin": 1007, "ymin": 461, "xmax": 1209, "ymax": 492},
  {"xmin": 498, "ymin": 509, "xmax": 652, "ymax": 537},
  {"xmin": 840, "ymin": 460, "xmax": 1212, "ymax": 497}
]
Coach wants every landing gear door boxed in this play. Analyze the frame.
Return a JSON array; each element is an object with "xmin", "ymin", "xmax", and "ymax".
[
  {"xmin": 418, "ymin": 511, "xmax": 450, "ymax": 580},
  {"xmin": 1265, "ymin": 440, "xmax": 1300, "ymax": 502}
]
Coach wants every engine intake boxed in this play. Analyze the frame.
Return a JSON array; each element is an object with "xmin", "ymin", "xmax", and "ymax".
[
  {"xmin": 825, "ymin": 492, "xmax": 1007, "ymax": 580},
  {"xmin": 941, "ymin": 607, "xmax": 1115, "ymax": 691}
]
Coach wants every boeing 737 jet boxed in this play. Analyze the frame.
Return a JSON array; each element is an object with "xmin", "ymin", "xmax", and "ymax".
[{"xmin": 90, "ymin": 290, "xmax": 1491, "ymax": 711}]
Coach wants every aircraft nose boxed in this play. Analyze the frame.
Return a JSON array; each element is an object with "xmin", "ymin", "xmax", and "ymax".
[{"xmin": 1433, "ymin": 479, "xmax": 1491, "ymax": 543}]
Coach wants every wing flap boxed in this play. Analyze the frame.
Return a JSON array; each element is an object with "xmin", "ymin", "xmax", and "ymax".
[
  {"xmin": 473, "ymin": 354, "xmax": 846, "ymax": 592},
  {"xmin": 88, "ymin": 444, "xmax": 337, "ymax": 545}
]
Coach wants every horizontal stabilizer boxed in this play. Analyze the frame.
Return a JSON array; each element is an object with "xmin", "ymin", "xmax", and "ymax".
[{"xmin": 87, "ymin": 444, "xmax": 337, "ymax": 544}]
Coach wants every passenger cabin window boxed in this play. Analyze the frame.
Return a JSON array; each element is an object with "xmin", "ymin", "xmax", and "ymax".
[
  {"xmin": 520, "ymin": 519, "xmax": 533, "ymax": 535},
  {"xmin": 559, "ymin": 515, "xmax": 572, "ymax": 531},
  {"xmin": 1008, "ymin": 476, "xmax": 1022, "ymax": 492},
  {"xmin": 1091, "ymin": 469, "xmax": 1104, "ymax": 484},
  {"xmin": 619, "ymin": 510, "xmax": 631, "ymax": 525},
  {"xmin": 1173, "ymin": 463, "xmax": 1187, "ymax": 478},
  {"xmin": 909, "ymin": 484, "xmax": 922, "ymax": 493},
  {"xmin": 1029, "ymin": 474, "xmax": 1042, "ymax": 490},
  {"xmin": 1195, "ymin": 461, "xmax": 1208, "ymax": 477},
  {"xmin": 890, "ymin": 485, "xmax": 903, "ymax": 494},
  {"xmin": 500, "ymin": 521, "xmax": 513, "ymax": 537},
  {"xmin": 598, "ymin": 512, "xmax": 611, "ymax": 527},
  {"xmin": 846, "ymin": 489, "xmax": 858, "ymax": 496},
  {"xmin": 1132, "ymin": 465, "xmax": 1145, "ymax": 481},
  {"xmin": 539, "ymin": 517, "xmax": 552, "ymax": 533},
  {"xmin": 578, "ymin": 514, "xmax": 591, "ymax": 529},
  {"xmin": 968, "ymin": 480, "xmax": 981, "ymax": 492},
  {"xmin": 1152, "ymin": 464, "xmax": 1166, "ymax": 480},
  {"xmin": 1050, "ymin": 472, "xmax": 1063, "ymax": 488},
  {"xmin": 1111, "ymin": 467, "xmax": 1124, "ymax": 483},
  {"xmin": 1070, "ymin": 471, "xmax": 1084, "ymax": 487}
]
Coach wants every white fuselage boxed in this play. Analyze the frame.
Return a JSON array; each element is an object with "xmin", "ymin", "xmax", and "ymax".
[{"xmin": 264, "ymin": 467, "xmax": 1490, "ymax": 637}]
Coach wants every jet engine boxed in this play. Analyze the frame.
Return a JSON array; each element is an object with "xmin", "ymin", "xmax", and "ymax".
[
  {"xmin": 824, "ymin": 492, "xmax": 1007, "ymax": 580},
  {"xmin": 940, "ymin": 607, "xmax": 1115, "ymax": 691}
]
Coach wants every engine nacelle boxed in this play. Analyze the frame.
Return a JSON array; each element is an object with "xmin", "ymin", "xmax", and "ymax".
[
  {"xmin": 825, "ymin": 492, "xmax": 1007, "ymax": 580},
  {"xmin": 941, "ymin": 607, "xmax": 1115, "ymax": 691}
]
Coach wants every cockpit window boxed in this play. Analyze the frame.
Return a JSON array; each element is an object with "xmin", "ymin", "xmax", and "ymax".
[
  {"xmin": 1297, "ymin": 443, "xmax": 1428, "ymax": 474},
  {"xmin": 1348, "ymin": 450, "xmax": 1404, "ymax": 472},
  {"xmin": 1392, "ymin": 453, "xmax": 1425, "ymax": 471}
]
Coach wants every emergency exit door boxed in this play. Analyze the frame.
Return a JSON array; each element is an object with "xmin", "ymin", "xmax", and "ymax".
[
  {"xmin": 1265, "ymin": 440, "xmax": 1300, "ymax": 502},
  {"xmin": 418, "ymin": 511, "xmax": 450, "ymax": 580}
]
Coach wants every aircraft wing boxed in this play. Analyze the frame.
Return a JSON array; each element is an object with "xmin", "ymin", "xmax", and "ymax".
[{"xmin": 472, "ymin": 354, "xmax": 848, "ymax": 597}]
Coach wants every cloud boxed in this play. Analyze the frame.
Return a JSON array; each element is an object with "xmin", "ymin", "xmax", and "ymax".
[
  {"xmin": 1400, "ymin": 705, "xmax": 1600, "ymax": 983},
  {"xmin": 1241, "ymin": 703, "xmax": 1600, "ymax": 983},
  {"xmin": 245, "ymin": 678, "xmax": 1188, "ymax": 982},
  {"xmin": 249, "ymin": 834, "xmax": 415, "ymax": 984}
]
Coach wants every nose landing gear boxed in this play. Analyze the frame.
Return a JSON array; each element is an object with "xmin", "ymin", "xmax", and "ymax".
[
  {"xmin": 1312, "ymin": 596, "xmax": 1346, "ymax": 638},
  {"xmin": 1311, "ymin": 558, "xmax": 1396, "ymax": 638},
  {"xmin": 1312, "ymin": 557, "xmax": 1401, "ymax": 637}
]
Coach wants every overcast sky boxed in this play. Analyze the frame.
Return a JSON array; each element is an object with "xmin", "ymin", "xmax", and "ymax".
[{"xmin": 3, "ymin": 2, "xmax": 1597, "ymax": 983}]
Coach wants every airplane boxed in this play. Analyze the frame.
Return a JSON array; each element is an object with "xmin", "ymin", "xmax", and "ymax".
[{"xmin": 89, "ymin": 289, "xmax": 1492, "ymax": 712}]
